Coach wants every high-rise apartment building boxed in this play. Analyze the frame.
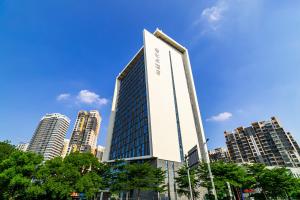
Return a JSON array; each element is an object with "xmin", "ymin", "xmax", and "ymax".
[
  {"xmin": 225, "ymin": 117, "xmax": 300, "ymax": 167},
  {"xmin": 61, "ymin": 139, "xmax": 70, "ymax": 158},
  {"xmin": 103, "ymin": 29, "xmax": 209, "ymax": 199},
  {"xmin": 68, "ymin": 110, "xmax": 101, "ymax": 154},
  {"xmin": 209, "ymin": 147, "xmax": 230, "ymax": 163},
  {"xmin": 16, "ymin": 142, "xmax": 29, "ymax": 152},
  {"xmin": 27, "ymin": 113, "xmax": 70, "ymax": 160},
  {"xmin": 95, "ymin": 145, "xmax": 105, "ymax": 162}
]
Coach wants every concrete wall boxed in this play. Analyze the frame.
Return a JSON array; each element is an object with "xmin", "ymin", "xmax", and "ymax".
[{"xmin": 144, "ymin": 30, "xmax": 201, "ymax": 162}]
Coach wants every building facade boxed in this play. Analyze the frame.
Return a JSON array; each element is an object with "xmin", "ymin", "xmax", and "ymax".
[
  {"xmin": 225, "ymin": 117, "xmax": 300, "ymax": 167},
  {"xmin": 61, "ymin": 139, "xmax": 70, "ymax": 158},
  {"xmin": 16, "ymin": 142, "xmax": 29, "ymax": 152},
  {"xmin": 27, "ymin": 113, "xmax": 70, "ymax": 160},
  {"xmin": 266, "ymin": 166, "xmax": 300, "ymax": 178},
  {"xmin": 103, "ymin": 29, "xmax": 209, "ymax": 199},
  {"xmin": 95, "ymin": 145, "xmax": 105, "ymax": 162},
  {"xmin": 68, "ymin": 110, "xmax": 101, "ymax": 154},
  {"xmin": 209, "ymin": 147, "xmax": 230, "ymax": 163}
]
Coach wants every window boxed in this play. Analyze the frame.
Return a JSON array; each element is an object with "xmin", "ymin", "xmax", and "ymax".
[{"xmin": 109, "ymin": 54, "xmax": 150, "ymax": 160}]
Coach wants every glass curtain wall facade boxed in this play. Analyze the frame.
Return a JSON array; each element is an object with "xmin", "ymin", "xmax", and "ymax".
[
  {"xmin": 103, "ymin": 29, "xmax": 211, "ymax": 200},
  {"xmin": 109, "ymin": 53, "xmax": 150, "ymax": 160}
]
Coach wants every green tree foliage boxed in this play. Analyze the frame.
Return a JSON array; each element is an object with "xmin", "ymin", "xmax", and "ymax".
[
  {"xmin": 197, "ymin": 162, "xmax": 254, "ymax": 199},
  {"xmin": 0, "ymin": 141, "xmax": 16, "ymax": 162},
  {"xmin": 124, "ymin": 162, "xmax": 166, "ymax": 200},
  {"xmin": 108, "ymin": 160, "xmax": 128, "ymax": 195},
  {"xmin": 196, "ymin": 161, "xmax": 300, "ymax": 200},
  {"xmin": 2, "ymin": 142, "xmax": 298, "ymax": 200},
  {"xmin": 174, "ymin": 164, "xmax": 201, "ymax": 199},
  {"xmin": 33, "ymin": 152, "xmax": 109, "ymax": 200},
  {"xmin": 245, "ymin": 164, "xmax": 300, "ymax": 200},
  {"xmin": 0, "ymin": 149, "xmax": 110, "ymax": 200},
  {"xmin": 0, "ymin": 147, "xmax": 167, "ymax": 200},
  {"xmin": 290, "ymin": 178, "xmax": 300, "ymax": 199},
  {"xmin": 151, "ymin": 165, "xmax": 167, "ymax": 194},
  {"xmin": 110, "ymin": 161, "xmax": 166, "ymax": 200},
  {"xmin": 0, "ymin": 150, "xmax": 43, "ymax": 200}
]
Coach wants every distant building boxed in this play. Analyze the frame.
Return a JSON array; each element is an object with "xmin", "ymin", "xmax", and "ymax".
[
  {"xmin": 61, "ymin": 139, "xmax": 70, "ymax": 158},
  {"xmin": 225, "ymin": 117, "xmax": 300, "ymax": 167},
  {"xmin": 95, "ymin": 145, "xmax": 105, "ymax": 162},
  {"xmin": 68, "ymin": 110, "xmax": 101, "ymax": 154},
  {"xmin": 16, "ymin": 142, "xmax": 29, "ymax": 152},
  {"xmin": 27, "ymin": 113, "xmax": 70, "ymax": 160},
  {"xmin": 209, "ymin": 147, "xmax": 230, "ymax": 162},
  {"xmin": 266, "ymin": 166, "xmax": 300, "ymax": 178},
  {"xmin": 287, "ymin": 167, "xmax": 300, "ymax": 178}
]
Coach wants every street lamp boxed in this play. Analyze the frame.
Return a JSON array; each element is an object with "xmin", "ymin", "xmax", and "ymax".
[
  {"xmin": 184, "ymin": 154, "xmax": 194, "ymax": 200},
  {"xmin": 204, "ymin": 138, "xmax": 218, "ymax": 200}
]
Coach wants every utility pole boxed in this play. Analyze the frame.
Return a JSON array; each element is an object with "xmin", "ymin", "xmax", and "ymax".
[
  {"xmin": 226, "ymin": 182, "xmax": 233, "ymax": 200},
  {"xmin": 204, "ymin": 139, "xmax": 218, "ymax": 200},
  {"xmin": 185, "ymin": 155, "xmax": 194, "ymax": 200}
]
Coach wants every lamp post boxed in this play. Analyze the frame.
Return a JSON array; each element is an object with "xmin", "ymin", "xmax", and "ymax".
[
  {"xmin": 184, "ymin": 154, "xmax": 194, "ymax": 200},
  {"xmin": 204, "ymin": 138, "xmax": 218, "ymax": 200}
]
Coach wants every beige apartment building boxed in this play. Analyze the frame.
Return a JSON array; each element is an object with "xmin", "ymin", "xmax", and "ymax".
[
  {"xmin": 209, "ymin": 147, "xmax": 230, "ymax": 163},
  {"xmin": 68, "ymin": 110, "xmax": 101, "ymax": 154},
  {"xmin": 61, "ymin": 139, "xmax": 70, "ymax": 158}
]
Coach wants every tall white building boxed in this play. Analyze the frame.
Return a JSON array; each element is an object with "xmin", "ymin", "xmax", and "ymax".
[
  {"xmin": 61, "ymin": 139, "xmax": 70, "ymax": 158},
  {"xmin": 103, "ymin": 29, "xmax": 209, "ymax": 199},
  {"xmin": 27, "ymin": 113, "xmax": 70, "ymax": 160},
  {"xmin": 16, "ymin": 142, "xmax": 29, "ymax": 152},
  {"xmin": 95, "ymin": 145, "xmax": 105, "ymax": 162},
  {"xmin": 68, "ymin": 110, "xmax": 101, "ymax": 154}
]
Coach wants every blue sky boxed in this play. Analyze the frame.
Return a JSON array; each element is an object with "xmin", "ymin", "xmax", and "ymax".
[{"xmin": 0, "ymin": 0, "xmax": 299, "ymax": 150}]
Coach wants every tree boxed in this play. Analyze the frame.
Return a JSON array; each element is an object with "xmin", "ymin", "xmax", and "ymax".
[
  {"xmin": 109, "ymin": 160, "xmax": 131, "ymax": 198},
  {"xmin": 244, "ymin": 163, "xmax": 267, "ymax": 199},
  {"xmin": 111, "ymin": 162, "xmax": 166, "ymax": 200},
  {"xmin": 189, "ymin": 161, "xmax": 299, "ymax": 200},
  {"xmin": 151, "ymin": 166, "xmax": 167, "ymax": 194},
  {"xmin": 0, "ymin": 151, "xmax": 43, "ymax": 200},
  {"xmin": 290, "ymin": 178, "xmax": 300, "ymax": 199},
  {"xmin": 34, "ymin": 152, "xmax": 109, "ymax": 199},
  {"xmin": 175, "ymin": 164, "xmax": 200, "ymax": 199},
  {"xmin": 33, "ymin": 156, "xmax": 73, "ymax": 200},
  {"xmin": 198, "ymin": 162, "xmax": 254, "ymax": 200},
  {"xmin": 0, "ymin": 141, "xmax": 16, "ymax": 162},
  {"xmin": 254, "ymin": 167, "xmax": 298, "ymax": 199},
  {"xmin": 243, "ymin": 163, "xmax": 300, "ymax": 200}
]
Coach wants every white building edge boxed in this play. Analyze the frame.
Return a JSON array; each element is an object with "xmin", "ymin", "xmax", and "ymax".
[{"xmin": 103, "ymin": 29, "xmax": 209, "ymax": 164}]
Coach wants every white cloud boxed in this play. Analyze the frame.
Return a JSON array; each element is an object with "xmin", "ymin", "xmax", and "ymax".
[
  {"xmin": 202, "ymin": 6, "xmax": 223, "ymax": 23},
  {"xmin": 207, "ymin": 112, "xmax": 233, "ymax": 122},
  {"xmin": 56, "ymin": 90, "xmax": 109, "ymax": 107},
  {"xmin": 56, "ymin": 93, "xmax": 70, "ymax": 101},
  {"xmin": 194, "ymin": 0, "xmax": 229, "ymax": 32},
  {"xmin": 76, "ymin": 90, "xmax": 109, "ymax": 106}
]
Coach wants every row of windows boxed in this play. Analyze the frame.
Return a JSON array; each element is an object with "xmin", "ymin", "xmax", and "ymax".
[
  {"xmin": 109, "ymin": 54, "xmax": 150, "ymax": 160},
  {"xmin": 113, "ymin": 117, "xmax": 148, "ymax": 137}
]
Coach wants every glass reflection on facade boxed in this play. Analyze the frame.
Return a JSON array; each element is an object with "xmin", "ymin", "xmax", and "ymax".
[{"xmin": 109, "ymin": 54, "xmax": 150, "ymax": 160}]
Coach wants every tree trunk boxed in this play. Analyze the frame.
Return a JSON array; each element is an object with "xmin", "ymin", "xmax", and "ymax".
[
  {"xmin": 233, "ymin": 187, "xmax": 240, "ymax": 200},
  {"xmin": 261, "ymin": 190, "xmax": 268, "ymax": 200},
  {"xmin": 137, "ymin": 189, "xmax": 141, "ymax": 200},
  {"xmin": 285, "ymin": 190, "xmax": 291, "ymax": 200}
]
